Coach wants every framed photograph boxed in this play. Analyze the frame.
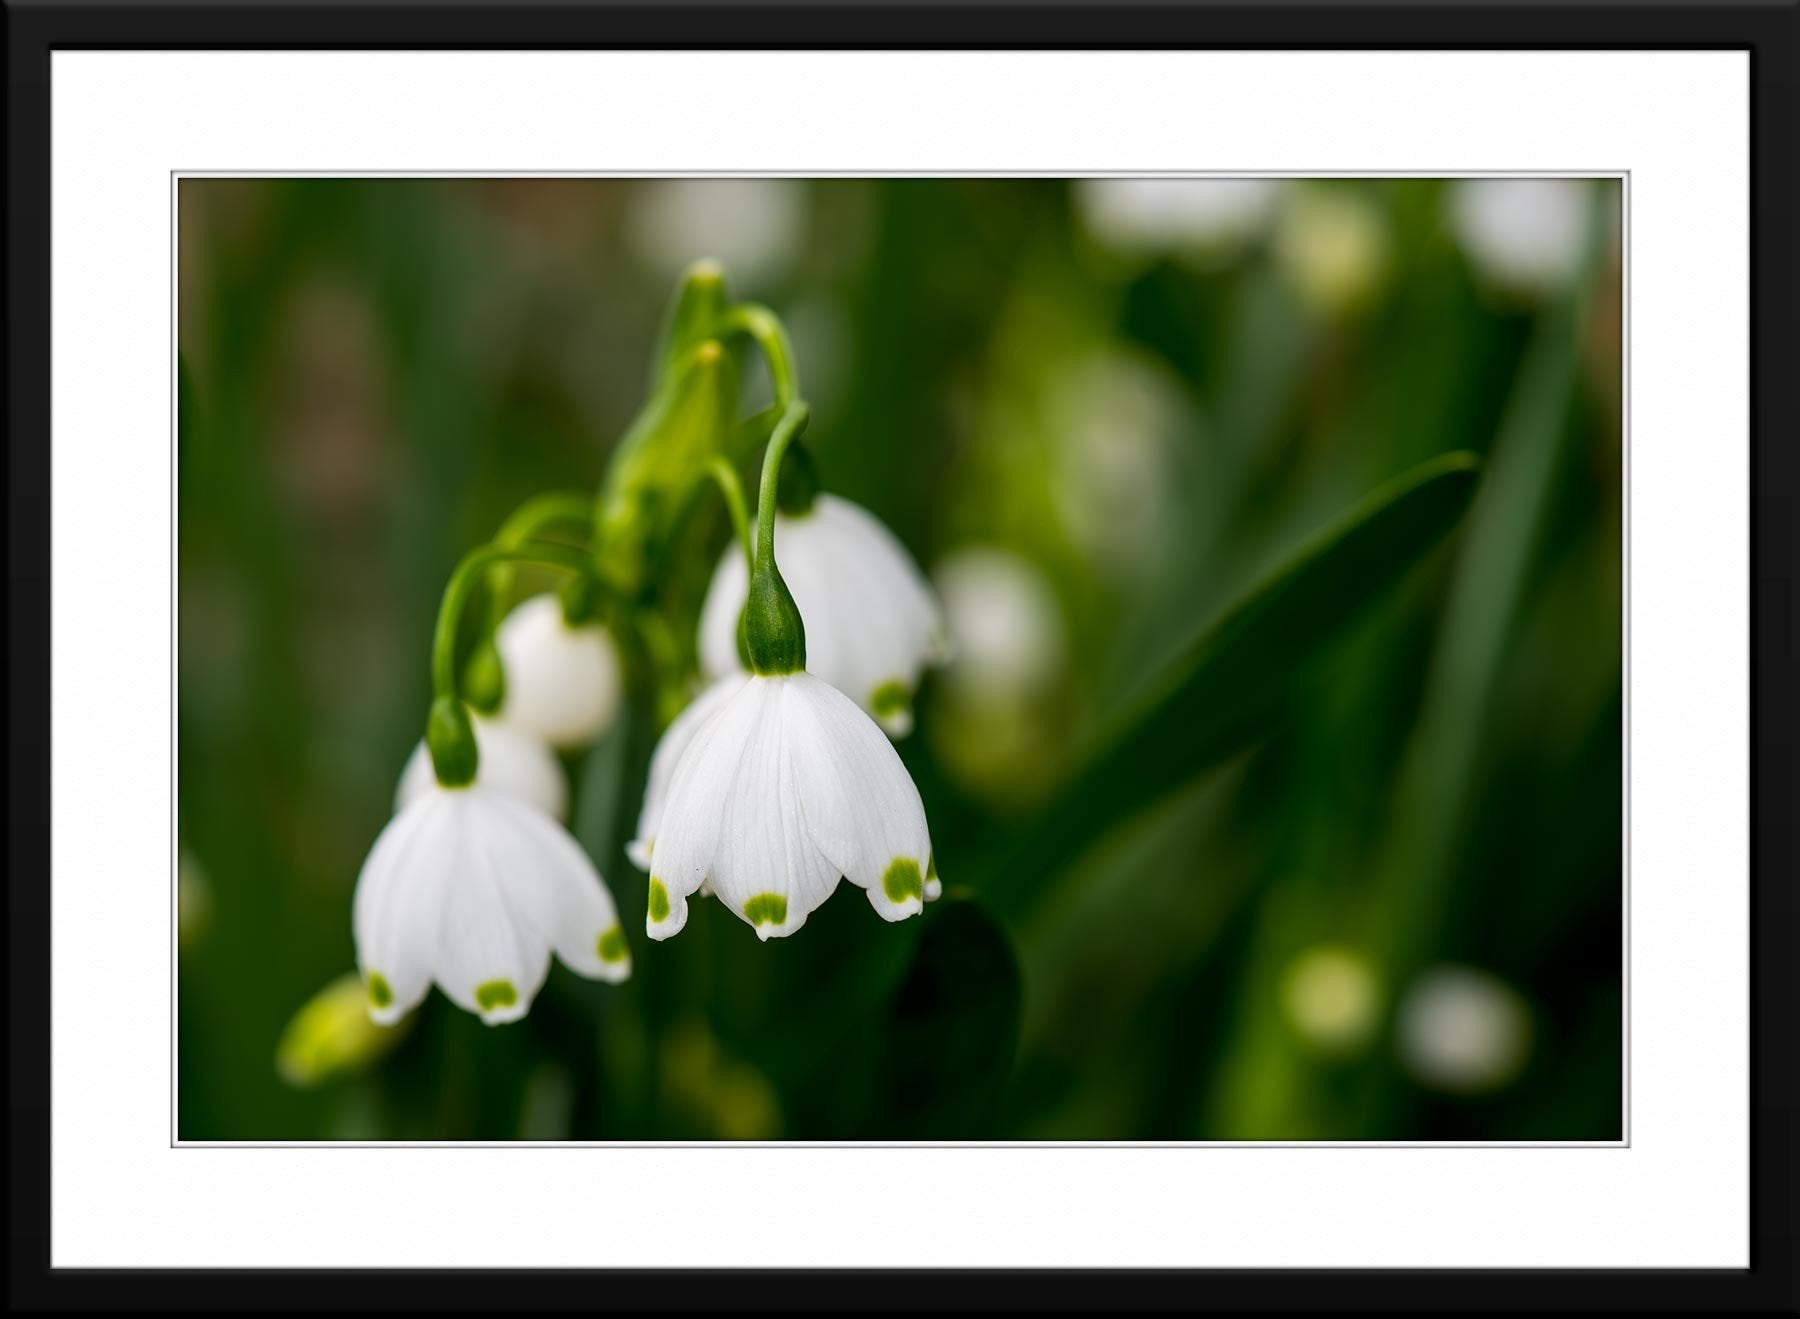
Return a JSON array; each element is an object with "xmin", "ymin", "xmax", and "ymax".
[{"xmin": 9, "ymin": 2, "xmax": 1794, "ymax": 1309}]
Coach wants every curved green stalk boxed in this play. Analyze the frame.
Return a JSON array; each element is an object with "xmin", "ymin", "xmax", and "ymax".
[
  {"xmin": 722, "ymin": 303, "xmax": 800, "ymax": 409},
  {"xmin": 707, "ymin": 456, "xmax": 755, "ymax": 575},
  {"xmin": 754, "ymin": 402, "xmax": 812, "ymax": 571},
  {"xmin": 432, "ymin": 541, "xmax": 598, "ymax": 702},
  {"xmin": 486, "ymin": 490, "xmax": 596, "ymax": 626}
]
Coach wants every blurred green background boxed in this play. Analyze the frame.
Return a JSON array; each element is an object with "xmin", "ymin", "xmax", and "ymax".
[{"xmin": 178, "ymin": 177, "xmax": 1622, "ymax": 1141}]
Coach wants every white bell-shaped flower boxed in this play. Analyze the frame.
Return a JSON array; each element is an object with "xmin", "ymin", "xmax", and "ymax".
[
  {"xmin": 394, "ymin": 715, "xmax": 567, "ymax": 821},
  {"xmin": 644, "ymin": 670, "xmax": 940, "ymax": 942},
  {"xmin": 353, "ymin": 780, "xmax": 630, "ymax": 1026},
  {"xmin": 493, "ymin": 593, "xmax": 624, "ymax": 749},
  {"xmin": 627, "ymin": 674, "xmax": 748, "ymax": 872},
  {"xmin": 697, "ymin": 494, "xmax": 949, "ymax": 737}
]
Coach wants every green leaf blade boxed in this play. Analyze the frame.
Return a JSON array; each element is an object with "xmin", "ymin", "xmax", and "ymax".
[{"xmin": 981, "ymin": 451, "xmax": 1482, "ymax": 909}]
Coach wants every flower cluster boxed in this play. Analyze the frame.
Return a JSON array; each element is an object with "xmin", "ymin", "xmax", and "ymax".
[{"xmin": 349, "ymin": 262, "xmax": 950, "ymax": 1026}]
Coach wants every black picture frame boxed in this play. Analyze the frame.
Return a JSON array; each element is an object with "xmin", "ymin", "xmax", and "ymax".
[{"xmin": 7, "ymin": 2, "xmax": 1794, "ymax": 1310}]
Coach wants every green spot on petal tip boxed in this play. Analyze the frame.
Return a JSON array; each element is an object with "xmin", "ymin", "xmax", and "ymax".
[
  {"xmin": 882, "ymin": 858, "xmax": 924, "ymax": 904},
  {"xmin": 474, "ymin": 979, "xmax": 517, "ymax": 1013},
  {"xmin": 743, "ymin": 893, "xmax": 788, "ymax": 926},
  {"xmin": 870, "ymin": 680, "xmax": 911, "ymax": 720},
  {"xmin": 597, "ymin": 926, "xmax": 629, "ymax": 964},
  {"xmin": 648, "ymin": 879, "xmax": 670, "ymax": 923},
  {"xmin": 366, "ymin": 973, "xmax": 393, "ymax": 1009}
]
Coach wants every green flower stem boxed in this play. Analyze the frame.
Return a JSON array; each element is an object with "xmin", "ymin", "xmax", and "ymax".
[
  {"xmin": 495, "ymin": 489, "xmax": 595, "ymax": 549},
  {"xmin": 431, "ymin": 541, "xmax": 598, "ymax": 703},
  {"xmin": 740, "ymin": 402, "xmax": 812, "ymax": 675},
  {"xmin": 721, "ymin": 303, "xmax": 800, "ymax": 410},
  {"xmin": 755, "ymin": 402, "xmax": 812, "ymax": 571},
  {"xmin": 706, "ymin": 456, "xmax": 754, "ymax": 575},
  {"xmin": 486, "ymin": 490, "xmax": 596, "ymax": 626}
]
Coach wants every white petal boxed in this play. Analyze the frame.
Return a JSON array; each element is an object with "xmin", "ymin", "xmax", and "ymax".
[
  {"xmin": 352, "ymin": 792, "xmax": 449, "ymax": 1024},
  {"xmin": 645, "ymin": 677, "xmax": 776, "ymax": 939},
  {"xmin": 481, "ymin": 791, "xmax": 631, "ymax": 983},
  {"xmin": 698, "ymin": 678, "xmax": 843, "ymax": 940},
  {"xmin": 494, "ymin": 595, "xmax": 623, "ymax": 749},
  {"xmin": 697, "ymin": 547, "xmax": 751, "ymax": 683},
  {"xmin": 783, "ymin": 672, "xmax": 934, "ymax": 923},
  {"xmin": 627, "ymin": 675, "xmax": 748, "ymax": 872},
  {"xmin": 433, "ymin": 792, "xmax": 553, "ymax": 1024},
  {"xmin": 395, "ymin": 716, "xmax": 567, "ymax": 820}
]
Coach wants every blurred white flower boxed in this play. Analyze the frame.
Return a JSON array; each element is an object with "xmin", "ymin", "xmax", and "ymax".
[
  {"xmin": 1049, "ymin": 351, "xmax": 1187, "ymax": 573},
  {"xmin": 698, "ymin": 494, "xmax": 949, "ymax": 737},
  {"xmin": 493, "ymin": 593, "xmax": 623, "ymax": 750},
  {"xmin": 628, "ymin": 674, "xmax": 747, "ymax": 872},
  {"xmin": 395, "ymin": 714, "xmax": 567, "ymax": 821},
  {"xmin": 1281, "ymin": 943, "xmax": 1382, "ymax": 1056},
  {"xmin": 644, "ymin": 671, "xmax": 939, "ymax": 943},
  {"xmin": 932, "ymin": 545, "xmax": 1066, "ymax": 706},
  {"xmin": 1275, "ymin": 187, "xmax": 1391, "ymax": 316},
  {"xmin": 1076, "ymin": 177, "xmax": 1282, "ymax": 258},
  {"xmin": 1397, "ymin": 964, "xmax": 1532, "ymax": 1093},
  {"xmin": 627, "ymin": 178, "xmax": 806, "ymax": 290},
  {"xmin": 1449, "ymin": 178, "xmax": 1589, "ymax": 295},
  {"xmin": 354, "ymin": 781, "xmax": 629, "ymax": 1026}
]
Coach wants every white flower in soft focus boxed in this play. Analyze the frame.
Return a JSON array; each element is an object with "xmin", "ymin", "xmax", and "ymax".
[
  {"xmin": 1449, "ymin": 179, "xmax": 1588, "ymax": 295},
  {"xmin": 1076, "ymin": 177, "xmax": 1282, "ymax": 257},
  {"xmin": 628, "ymin": 674, "xmax": 748, "ymax": 872},
  {"xmin": 1049, "ymin": 351, "xmax": 1186, "ymax": 573},
  {"xmin": 644, "ymin": 671, "xmax": 940, "ymax": 942},
  {"xmin": 353, "ymin": 782, "xmax": 629, "ymax": 1025},
  {"xmin": 1282, "ymin": 944, "xmax": 1382, "ymax": 1056},
  {"xmin": 1397, "ymin": 965, "xmax": 1532, "ymax": 1093},
  {"xmin": 493, "ymin": 593, "xmax": 623, "ymax": 750},
  {"xmin": 627, "ymin": 178, "xmax": 806, "ymax": 289},
  {"xmin": 932, "ymin": 545, "xmax": 1066, "ymax": 706},
  {"xmin": 395, "ymin": 714, "xmax": 567, "ymax": 821},
  {"xmin": 698, "ymin": 494, "xmax": 949, "ymax": 737}
]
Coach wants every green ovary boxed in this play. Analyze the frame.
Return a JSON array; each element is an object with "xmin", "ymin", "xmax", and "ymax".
[
  {"xmin": 882, "ymin": 858, "xmax": 924, "ymax": 903},
  {"xmin": 648, "ymin": 879, "xmax": 671, "ymax": 922},
  {"xmin": 474, "ymin": 979, "xmax": 517, "ymax": 1013},
  {"xmin": 743, "ymin": 893, "xmax": 788, "ymax": 926}
]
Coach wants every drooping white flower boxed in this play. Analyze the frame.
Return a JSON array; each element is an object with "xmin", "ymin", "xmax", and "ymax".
[
  {"xmin": 644, "ymin": 670, "xmax": 940, "ymax": 942},
  {"xmin": 627, "ymin": 674, "xmax": 748, "ymax": 872},
  {"xmin": 395, "ymin": 714, "xmax": 567, "ymax": 821},
  {"xmin": 492, "ymin": 593, "xmax": 623, "ymax": 750},
  {"xmin": 697, "ymin": 494, "xmax": 949, "ymax": 737},
  {"xmin": 1396, "ymin": 965, "xmax": 1532, "ymax": 1093},
  {"xmin": 932, "ymin": 545, "xmax": 1066, "ymax": 707},
  {"xmin": 1076, "ymin": 177, "xmax": 1283, "ymax": 258},
  {"xmin": 1449, "ymin": 178, "xmax": 1588, "ymax": 295},
  {"xmin": 353, "ymin": 782, "xmax": 629, "ymax": 1025}
]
